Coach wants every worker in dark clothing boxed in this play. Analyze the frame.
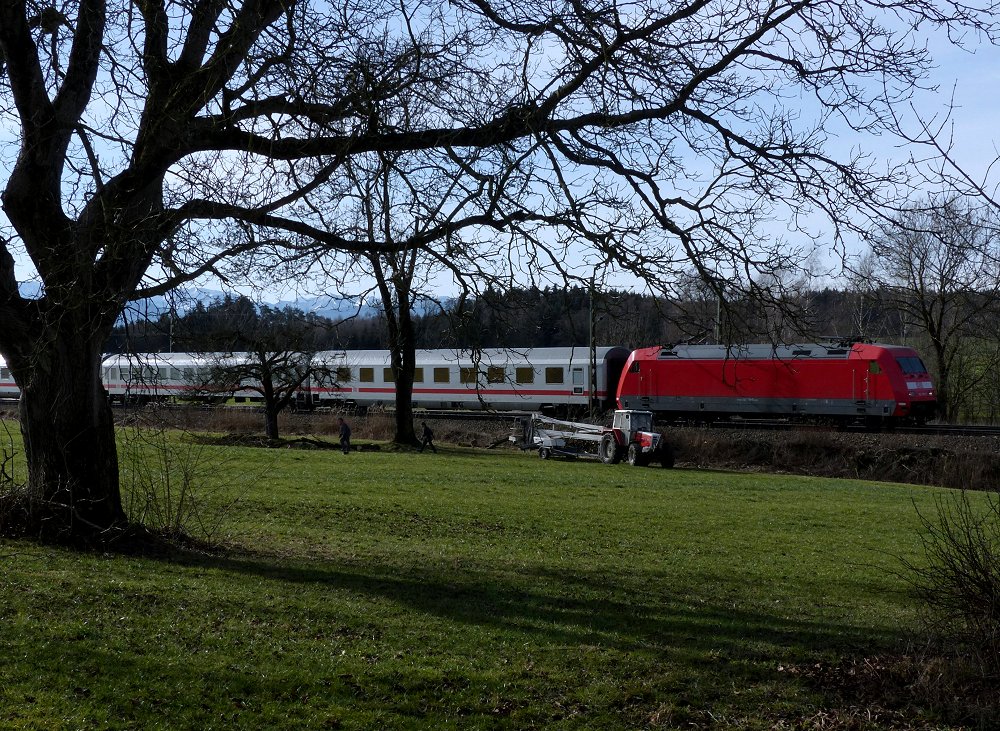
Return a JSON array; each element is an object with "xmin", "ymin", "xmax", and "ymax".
[
  {"xmin": 419, "ymin": 421, "xmax": 437, "ymax": 453},
  {"xmin": 338, "ymin": 417, "xmax": 351, "ymax": 454}
]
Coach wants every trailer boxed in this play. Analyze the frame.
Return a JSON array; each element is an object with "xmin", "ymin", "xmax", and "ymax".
[{"xmin": 511, "ymin": 410, "xmax": 674, "ymax": 467}]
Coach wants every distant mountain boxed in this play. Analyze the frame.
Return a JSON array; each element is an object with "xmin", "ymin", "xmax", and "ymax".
[
  {"xmin": 20, "ymin": 281, "xmax": 417, "ymax": 322},
  {"xmin": 115, "ymin": 289, "xmax": 379, "ymax": 322},
  {"xmin": 272, "ymin": 294, "xmax": 379, "ymax": 320}
]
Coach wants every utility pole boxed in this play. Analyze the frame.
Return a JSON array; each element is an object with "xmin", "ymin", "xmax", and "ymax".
[{"xmin": 589, "ymin": 273, "xmax": 597, "ymax": 419}]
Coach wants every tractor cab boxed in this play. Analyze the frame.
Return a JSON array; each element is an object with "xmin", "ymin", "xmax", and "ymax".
[{"xmin": 613, "ymin": 409, "xmax": 654, "ymax": 439}]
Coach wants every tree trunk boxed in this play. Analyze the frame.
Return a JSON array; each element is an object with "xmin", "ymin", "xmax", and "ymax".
[
  {"xmin": 15, "ymin": 340, "xmax": 127, "ymax": 544},
  {"xmin": 392, "ymin": 353, "xmax": 417, "ymax": 445},
  {"xmin": 390, "ymin": 302, "xmax": 419, "ymax": 446},
  {"xmin": 264, "ymin": 406, "xmax": 280, "ymax": 440}
]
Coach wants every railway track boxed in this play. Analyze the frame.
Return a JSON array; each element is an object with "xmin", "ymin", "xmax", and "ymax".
[
  {"xmin": 108, "ymin": 401, "xmax": 1000, "ymax": 439},
  {"xmin": 896, "ymin": 424, "xmax": 1000, "ymax": 438}
]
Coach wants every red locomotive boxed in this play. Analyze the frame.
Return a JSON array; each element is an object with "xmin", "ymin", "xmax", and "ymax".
[{"xmin": 616, "ymin": 341, "xmax": 937, "ymax": 426}]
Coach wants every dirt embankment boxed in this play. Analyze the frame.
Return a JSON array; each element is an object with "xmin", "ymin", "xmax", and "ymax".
[{"xmin": 667, "ymin": 427, "xmax": 1000, "ymax": 491}]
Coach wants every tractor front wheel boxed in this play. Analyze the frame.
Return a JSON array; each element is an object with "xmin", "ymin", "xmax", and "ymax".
[{"xmin": 627, "ymin": 443, "xmax": 649, "ymax": 467}]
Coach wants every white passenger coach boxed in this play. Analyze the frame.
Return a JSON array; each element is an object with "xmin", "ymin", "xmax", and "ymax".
[{"xmin": 90, "ymin": 347, "xmax": 631, "ymax": 413}]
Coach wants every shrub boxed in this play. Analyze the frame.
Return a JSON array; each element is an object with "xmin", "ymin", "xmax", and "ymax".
[
  {"xmin": 118, "ymin": 415, "xmax": 260, "ymax": 544},
  {"xmin": 904, "ymin": 490, "xmax": 1000, "ymax": 674}
]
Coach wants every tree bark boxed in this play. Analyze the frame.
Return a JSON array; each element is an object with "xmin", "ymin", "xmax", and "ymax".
[
  {"xmin": 264, "ymin": 406, "xmax": 280, "ymax": 440},
  {"xmin": 14, "ymin": 337, "xmax": 126, "ymax": 544},
  {"xmin": 388, "ymin": 287, "xmax": 419, "ymax": 446}
]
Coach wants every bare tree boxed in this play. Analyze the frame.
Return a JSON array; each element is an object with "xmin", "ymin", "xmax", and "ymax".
[
  {"xmin": 206, "ymin": 350, "xmax": 319, "ymax": 440},
  {"xmin": 173, "ymin": 300, "xmax": 332, "ymax": 439},
  {"xmin": 299, "ymin": 142, "xmax": 538, "ymax": 445},
  {"xmin": 860, "ymin": 196, "xmax": 1000, "ymax": 421},
  {"xmin": 2, "ymin": 0, "xmax": 999, "ymax": 543}
]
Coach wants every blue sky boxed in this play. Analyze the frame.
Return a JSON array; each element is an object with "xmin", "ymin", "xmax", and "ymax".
[
  {"xmin": 913, "ymin": 32, "xmax": 1000, "ymax": 181},
  {"xmin": 3, "ymin": 18, "xmax": 1000, "ymax": 302}
]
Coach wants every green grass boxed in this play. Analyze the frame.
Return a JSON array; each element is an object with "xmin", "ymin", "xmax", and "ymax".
[{"xmin": 0, "ymin": 435, "xmax": 975, "ymax": 729}]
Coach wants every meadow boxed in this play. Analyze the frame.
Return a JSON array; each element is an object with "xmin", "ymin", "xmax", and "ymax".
[{"xmin": 0, "ymin": 427, "xmax": 983, "ymax": 729}]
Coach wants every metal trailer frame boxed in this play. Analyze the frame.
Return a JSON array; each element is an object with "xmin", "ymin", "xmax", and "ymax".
[{"xmin": 510, "ymin": 413, "xmax": 608, "ymax": 460}]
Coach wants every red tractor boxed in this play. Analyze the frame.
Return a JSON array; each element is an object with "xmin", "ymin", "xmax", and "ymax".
[{"xmin": 598, "ymin": 410, "xmax": 674, "ymax": 468}]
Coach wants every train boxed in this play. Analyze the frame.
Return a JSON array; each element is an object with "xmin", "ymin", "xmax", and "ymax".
[
  {"xmin": 99, "ymin": 347, "xmax": 631, "ymax": 413},
  {"xmin": 617, "ymin": 341, "xmax": 937, "ymax": 425},
  {"xmin": 0, "ymin": 340, "xmax": 937, "ymax": 426}
]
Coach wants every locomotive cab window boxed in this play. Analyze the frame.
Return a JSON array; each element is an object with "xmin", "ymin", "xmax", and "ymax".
[
  {"xmin": 896, "ymin": 356, "xmax": 927, "ymax": 374},
  {"xmin": 515, "ymin": 367, "xmax": 534, "ymax": 384},
  {"xmin": 545, "ymin": 367, "xmax": 564, "ymax": 384}
]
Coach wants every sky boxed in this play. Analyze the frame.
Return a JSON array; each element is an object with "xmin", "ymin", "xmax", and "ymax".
[
  {"xmin": 4, "ymin": 13, "xmax": 1000, "ymax": 305},
  {"xmin": 899, "ymin": 28, "xmax": 1000, "ymax": 187}
]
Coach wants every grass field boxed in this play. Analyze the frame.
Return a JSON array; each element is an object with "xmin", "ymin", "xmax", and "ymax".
[{"xmin": 0, "ymin": 431, "xmax": 981, "ymax": 729}]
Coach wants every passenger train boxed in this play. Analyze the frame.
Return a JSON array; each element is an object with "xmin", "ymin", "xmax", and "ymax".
[
  {"xmin": 100, "ymin": 347, "xmax": 631, "ymax": 413},
  {"xmin": 0, "ymin": 340, "xmax": 938, "ymax": 425}
]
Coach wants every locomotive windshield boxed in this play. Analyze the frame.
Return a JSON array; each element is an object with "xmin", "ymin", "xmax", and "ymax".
[{"xmin": 896, "ymin": 356, "xmax": 928, "ymax": 375}]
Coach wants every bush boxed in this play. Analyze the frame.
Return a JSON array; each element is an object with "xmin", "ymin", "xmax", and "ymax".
[
  {"xmin": 905, "ymin": 490, "xmax": 1000, "ymax": 673},
  {"xmin": 118, "ymin": 416, "xmax": 260, "ymax": 544}
]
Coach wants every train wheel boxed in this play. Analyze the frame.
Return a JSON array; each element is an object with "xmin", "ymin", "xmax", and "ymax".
[{"xmin": 599, "ymin": 434, "xmax": 621, "ymax": 464}]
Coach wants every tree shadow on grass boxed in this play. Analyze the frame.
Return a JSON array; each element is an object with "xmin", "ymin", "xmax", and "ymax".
[
  {"xmin": 179, "ymin": 548, "xmax": 903, "ymax": 662},
  {"xmin": 5, "ymin": 543, "xmax": 931, "ymax": 729}
]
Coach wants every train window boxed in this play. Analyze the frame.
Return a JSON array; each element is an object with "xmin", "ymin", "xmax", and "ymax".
[
  {"xmin": 487, "ymin": 366, "xmax": 505, "ymax": 384},
  {"xmin": 515, "ymin": 367, "xmax": 534, "ymax": 384},
  {"xmin": 793, "ymin": 349, "xmax": 811, "ymax": 356},
  {"xmin": 0, "ymin": 367, "xmax": 9, "ymax": 379},
  {"xmin": 896, "ymin": 356, "xmax": 927, "ymax": 374},
  {"xmin": 359, "ymin": 368, "xmax": 374, "ymax": 383},
  {"xmin": 383, "ymin": 367, "xmax": 395, "ymax": 383},
  {"xmin": 413, "ymin": 368, "xmax": 424, "ymax": 383},
  {"xmin": 629, "ymin": 362, "xmax": 640, "ymax": 373},
  {"xmin": 545, "ymin": 367, "xmax": 564, "ymax": 384},
  {"xmin": 433, "ymin": 367, "xmax": 450, "ymax": 383},
  {"xmin": 460, "ymin": 367, "xmax": 478, "ymax": 384},
  {"xmin": 336, "ymin": 367, "xmax": 351, "ymax": 382}
]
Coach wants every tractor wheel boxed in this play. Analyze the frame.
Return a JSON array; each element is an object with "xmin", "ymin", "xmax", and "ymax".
[
  {"xmin": 627, "ymin": 443, "xmax": 642, "ymax": 466},
  {"xmin": 599, "ymin": 433, "xmax": 622, "ymax": 464},
  {"xmin": 658, "ymin": 444, "xmax": 675, "ymax": 469}
]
